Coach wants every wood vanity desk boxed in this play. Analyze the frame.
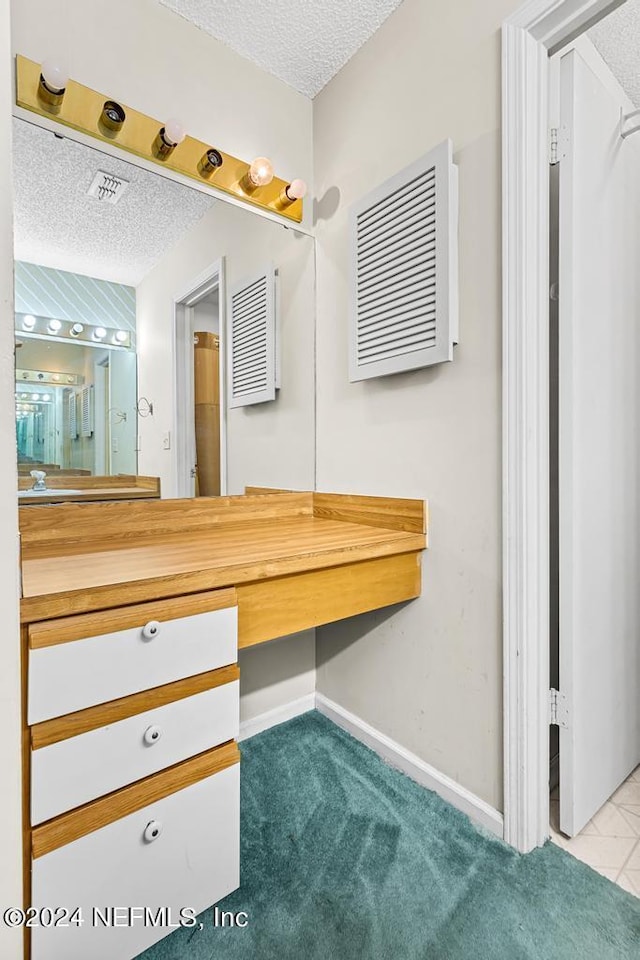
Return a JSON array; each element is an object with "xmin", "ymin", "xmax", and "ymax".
[
  {"xmin": 18, "ymin": 489, "xmax": 426, "ymax": 960},
  {"xmin": 18, "ymin": 474, "xmax": 161, "ymax": 506}
]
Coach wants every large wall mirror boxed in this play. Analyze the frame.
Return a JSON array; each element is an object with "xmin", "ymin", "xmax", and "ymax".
[{"xmin": 13, "ymin": 117, "xmax": 316, "ymax": 502}]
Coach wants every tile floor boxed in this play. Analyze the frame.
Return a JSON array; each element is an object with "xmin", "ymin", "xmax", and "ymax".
[{"xmin": 550, "ymin": 765, "xmax": 640, "ymax": 896}]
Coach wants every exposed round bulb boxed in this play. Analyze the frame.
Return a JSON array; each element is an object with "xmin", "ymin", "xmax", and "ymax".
[
  {"xmin": 31, "ymin": 393, "xmax": 39, "ymax": 401},
  {"xmin": 70, "ymin": 322, "xmax": 84, "ymax": 336},
  {"xmin": 114, "ymin": 330, "xmax": 128, "ymax": 343},
  {"xmin": 286, "ymin": 179, "xmax": 307, "ymax": 201},
  {"xmin": 47, "ymin": 319, "xmax": 62, "ymax": 334},
  {"xmin": 42, "ymin": 394, "xmax": 51, "ymax": 402},
  {"xmin": 20, "ymin": 393, "xmax": 28, "ymax": 399},
  {"xmin": 249, "ymin": 157, "xmax": 274, "ymax": 187},
  {"xmin": 22, "ymin": 314, "xmax": 36, "ymax": 330},
  {"xmin": 94, "ymin": 327, "xmax": 107, "ymax": 340},
  {"xmin": 163, "ymin": 118, "xmax": 186, "ymax": 146},
  {"xmin": 41, "ymin": 58, "xmax": 69, "ymax": 93}
]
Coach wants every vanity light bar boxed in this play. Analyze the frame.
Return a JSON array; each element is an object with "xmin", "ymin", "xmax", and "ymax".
[
  {"xmin": 16, "ymin": 313, "xmax": 131, "ymax": 350},
  {"xmin": 16, "ymin": 368, "xmax": 83, "ymax": 386},
  {"xmin": 16, "ymin": 55, "xmax": 305, "ymax": 224}
]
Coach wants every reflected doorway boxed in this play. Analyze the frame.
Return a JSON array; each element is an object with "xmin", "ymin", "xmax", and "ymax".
[{"xmin": 174, "ymin": 262, "xmax": 225, "ymax": 498}]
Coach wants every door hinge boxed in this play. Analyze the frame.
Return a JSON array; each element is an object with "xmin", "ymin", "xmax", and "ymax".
[
  {"xmin": 549, "ymin": 688, "xmax": 569, "ymax": 728},
  {"xmin": 549, "ymin": 126, "xmax": 569, "ymax": 165}
]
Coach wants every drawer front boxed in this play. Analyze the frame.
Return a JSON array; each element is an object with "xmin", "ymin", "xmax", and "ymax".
[
  {"xmin": 31, "ymin": 679, "xmax": 239, "ymax": 825},
  {"xmin": 31, "ymin": 763, "xmax": 240, "ymax": 960},
  {"xmin": 28, "ymin": 605, "xmax": 238, "ymax": 724}
]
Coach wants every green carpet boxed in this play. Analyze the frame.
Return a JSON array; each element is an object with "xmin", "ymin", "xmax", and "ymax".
[{"xmin": 139, "ymin": 711, "xmax": 640, "ymax": 960}]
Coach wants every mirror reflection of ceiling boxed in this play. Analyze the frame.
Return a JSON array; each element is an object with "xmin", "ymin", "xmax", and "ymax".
[
  {"xmin": 589, "ymin": 0, "xmax": 640, "ymax": 108},
  {"xmin": 15, "ymin": 262, "xmax": 136, "ymax": 334},
  {"xmin": 13, "ymin": 118, "xmax": 215, "ymax": 285},
  {"xmin": 159, "ymin": 0, "xmax": 404, "ymax": 98}
]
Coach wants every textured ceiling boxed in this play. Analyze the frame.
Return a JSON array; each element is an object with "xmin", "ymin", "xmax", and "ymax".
[
  {"xmin": 589, "ymin": 0, "xmax": 640, "ymax": 107},
  {"xmin": 158, "ymin": 0, "xmax": 405, "ymax": 98},
  {"xmin": 13, "ymin": 119, "xmax": 214, "ymax": 286}
]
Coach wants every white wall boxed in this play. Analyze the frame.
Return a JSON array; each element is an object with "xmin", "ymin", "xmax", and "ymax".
[
  {"xmin": 0, "ymin": 0, "xmax": 24, "ymax": 954},
  {"xmin": 313, "ymin": 0, "xmax": 516, "ymax": 812},
  {"xmin": 136, "ymin": 201, "xmax": 315, "ymax": 498},
  {"xmin": 11, "ymin": 0, "xmax": 313, "ymax": 229}
]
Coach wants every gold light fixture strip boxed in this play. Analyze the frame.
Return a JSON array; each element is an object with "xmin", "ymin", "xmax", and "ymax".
[{"xmin": 15, "ymin": 55, "xmax": 304, "ymax": 224}]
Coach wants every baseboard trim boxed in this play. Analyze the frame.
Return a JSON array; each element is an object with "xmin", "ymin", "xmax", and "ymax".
[
  {"xmin": 238, "ymin": 693, "xmax": 316, "ymax": 741},
  {"xmin": 316, "ymin": 693, "xmax": 504, "ymax": 839}
]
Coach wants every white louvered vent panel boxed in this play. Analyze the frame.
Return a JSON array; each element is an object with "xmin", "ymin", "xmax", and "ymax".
[
  {"xmin": 349, "ymin": 139, "xmax": 458, "ymax": 382},
  {"xmin": 67, "ymin": 392, "xmax": 77, "ymax": 440},
  {"xmin": 229, "ymin": 267, "xmax": 276, "ymax": 408},
  {"xmin": 80, "ymin": 385, "xmax": 94, "ymax": 437}
]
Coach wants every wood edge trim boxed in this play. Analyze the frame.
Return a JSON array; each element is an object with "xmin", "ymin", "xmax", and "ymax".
[
  {"xmin": 31, "ymin": 664, "xmax": 240, "ymax": 749},
  {"xmin": 19, "ymin": 492, "xmax": 315, "ymax": 551},
  {"xmin": 311, "ymin": 492, "xmax": 427, "ymax": 534},
  {"xmin": 28, "ymin": 588, "xmax": 238, "ymax": 648},
  {"xmin": 31, "ymin": 741, "xmax": 240, "ymax": 859}
]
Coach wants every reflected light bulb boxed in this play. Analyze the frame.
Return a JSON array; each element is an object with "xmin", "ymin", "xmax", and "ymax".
[
  {"xmin": 42, "ymin": 394, "xmax": 51, "ymax": 402},
  {"xmin": 163, "ymin": 118, "xmax": 186, "ymax": 146},
  {"xmin": 286, "ymin": 179, "xmax": 307, "ymax": 201},
  {"xmin": 22, "ymin": 314, "xmax": 36, "ymax": 330},
  {"xmin": 94, "ymin": 327, "xmax": 107, "ymax": 340},
  {"xmin": 114, "ymin": 330, "xmax": 128, "ymax": 344},
  {"xmin": 248, "ymin": 157, "xmax": 274, "ymax": 188},
  {"xmin": 41, "ymin": 57, "xmax": 69, "ymax": 93},
  {"xmin": 47, "ymin": 319, "xmax": 62, "ymax": 334}
]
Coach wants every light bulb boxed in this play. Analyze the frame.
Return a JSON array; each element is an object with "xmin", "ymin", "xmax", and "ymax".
[
  {"xmin": 248, "ymin": 157, "xmax": 274, "ymax": 188},
  {"xmin": 20, "ymin": 393, "xmax": 28, "ymax": 399},
  {"xmin": 31, "ymin": 393, "xmax": 39, "ymax": 401},
  {"xmin": 42, "ymin": 394, "xmax": 51, "ymax": 402},
  {"xmin": 163, "ymin": 118, "xmax": 186, "ymax": 147},
  {"xmin": 70, "ymin": 323, "xmax": 84, "ymax": 336},
  {"xmin": 22, "ymin": 314, "xmax": 36, "ymax": 330},
  {"xmin": 93, "ymin": 327, "xmax": 107, "ymax": 340},
  {"xmin": 52, "ymin": 374, "xmax": 60, "ymax": 382},
  {"xmin": 41, "ymin": 58, "xmax": 69, "ymax": 93},
  {"xmin": 286, "ymin": 179, "xmax": 307, "ymax": 201},
  {"xmin": 47, "ymin": 319, "xmax": 62, "ymax": 334},
  {"xmin": 114, "ymin": 330, "xmax": 128, "ymax": 344}
]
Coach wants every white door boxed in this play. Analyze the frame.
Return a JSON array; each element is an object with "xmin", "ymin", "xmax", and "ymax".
[{"xmin": 558, "ymin": 46, "xmax": 640, "ymax": 836}]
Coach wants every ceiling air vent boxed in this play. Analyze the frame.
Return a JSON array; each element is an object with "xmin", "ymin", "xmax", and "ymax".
[
  {"xmin": 349, "ymin": 139, "xmax": 458, "ymax": 382},
  {"xmin": 87, "ymin": 171, "xmax": 130, "ymax": 204}
]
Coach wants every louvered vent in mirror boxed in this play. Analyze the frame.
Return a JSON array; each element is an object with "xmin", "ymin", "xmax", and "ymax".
[
  {"xmin": 67, "ymin": 391, "xmax": 77, "ymax": 440},
  {"xmin": 80, "ymin": 385, "xmax": 94, "ymax": 438},
  {"xmin": 349, "ymin": 139, "xmax": 458, "ymax": 382},
  {"xmin": 229, "ymin": 266, "xmax": 276, "ymax": 407}
]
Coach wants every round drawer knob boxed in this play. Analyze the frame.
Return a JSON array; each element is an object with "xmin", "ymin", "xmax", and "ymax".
[
  {"xmin": 143, "ymin": 820, "xmax": 163, "ymax": 843},
  {"xmin": 142, "ymin": 620, "xmax": 161, "ymax": 641},
  {"xmin": 143, "ymin": 725, "xmax": 162, "ymax": 746}
]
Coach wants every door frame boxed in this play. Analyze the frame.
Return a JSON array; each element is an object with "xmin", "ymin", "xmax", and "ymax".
[
  {"xmin": 502, "ymin": 0, "xmax": 624, "ymax": 852},
  {"xmin": 173, "ymin": 258, "xmax": 226, "ymax": 498}
]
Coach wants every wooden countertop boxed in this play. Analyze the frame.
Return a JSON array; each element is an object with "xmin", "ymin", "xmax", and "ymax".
[
  {"xmin": 18, "ymin": 475, "xmax": 161, "ymax": 505},
  {"xmin": 19, "ymin": 486, "xmax": 156, "ymax": 505},
  {"xmin": 19, "ymin": 490, "xmax": 428, "ymax": 643}
]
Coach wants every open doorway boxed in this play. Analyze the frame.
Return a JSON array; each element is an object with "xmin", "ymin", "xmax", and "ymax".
[
  {"xmin": 547, "ymin": 19, "xmax": 640, "ymax": 893},
  {"xmin": 174, "ymin": 260, "xmax": 226, "ymax": 498}
]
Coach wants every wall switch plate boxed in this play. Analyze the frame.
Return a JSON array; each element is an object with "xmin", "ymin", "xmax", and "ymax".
[
  {"xmin": 112, "ymin": 437, "xmax": 119, "ymax": 454},
  {"xmin": 163, "ymin": 431, "xmax": 171, "ymax": 450}
]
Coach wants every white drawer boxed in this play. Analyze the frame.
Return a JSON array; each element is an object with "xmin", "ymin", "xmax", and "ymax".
[
  {"xmin": 31, "ymin": 678, "xmax": 239, "ymax": 825},
  {"xmin": 28, "ymin": 602, "xmax": 237, "ymax": 724},
  {"xmin": 31, "ymin": 761, "xmax": 240, "ymax": 960}
]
